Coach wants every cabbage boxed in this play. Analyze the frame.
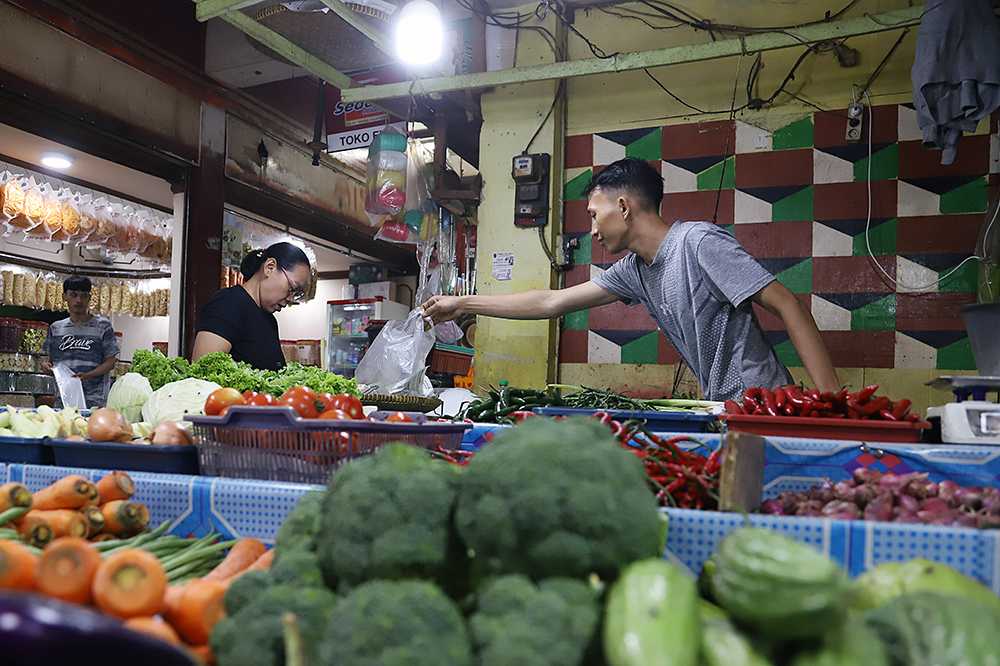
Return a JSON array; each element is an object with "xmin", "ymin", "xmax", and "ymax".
[
  {"xmin": 141, "ymin": 378, "xmax": 222, "ymax": 426},
  {"xmin": 107, "ymin": 373, "xmax": 152, "ymax": 423}
]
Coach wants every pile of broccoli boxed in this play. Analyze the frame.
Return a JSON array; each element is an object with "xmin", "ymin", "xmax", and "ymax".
[{"xmin": 210, "ymin": 416, "xmax": 666, "ymax": 666}]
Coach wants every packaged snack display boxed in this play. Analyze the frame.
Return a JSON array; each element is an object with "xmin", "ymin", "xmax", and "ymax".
[
  {"xmin": 0, "ymin": 172, "xmax": 25, "ymax": 223},
  {"xmin": 25, "ymin": 183, "xmax": 63, "ymax": 241},
  {"xmin": 1, "ymin": 269, "xmax": 13, "ymax": 305},
  {"xmin": 0, "ymin": 318, "xmax": 21, "ymax": 352},
  {"xmin": 8, "ymin": 177, "xmax": 44, "ymax": 232},
  {"xmin": 19, "ymin": 321, "xmax": 48, "ymax": 354}
]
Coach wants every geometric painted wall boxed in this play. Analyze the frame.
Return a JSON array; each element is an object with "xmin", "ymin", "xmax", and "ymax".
[{"xmin": 561, "ymin": 104, "xmax": 996, "ymax": 372}]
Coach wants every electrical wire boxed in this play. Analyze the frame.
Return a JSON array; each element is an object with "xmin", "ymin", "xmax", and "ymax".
[
  {"xmin": 712, "ymin": 54, "xmax": 742, "ymax": 226},
  {"xmin": 523, "ymin": 79, "xmax": 565, "ymax": 155},
  {"xmin": 860, "ymin": 91, "xmax": 989, "ymax": 292},
  {"xmin": 643, "ymin": 70, "xmax": 708, "ymax": 114},
  {"xmin": 858, "ymin": 28, "xmax": 910, "ymax": 96}
]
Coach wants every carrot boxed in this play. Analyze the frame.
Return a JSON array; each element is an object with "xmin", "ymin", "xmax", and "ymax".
[
  {"xmin": 35, "ymin": 536, "xmax": 102, "ymax": 604},
  {"xmin": 160, "ymin": 579, "xmax": 228, "ymax": 645},
  {"xmin": 96, "ymin": 471, "xmax": 135, "ymax": 504},
  {"xmin": 82, "ymin": 483, "xmax": 101, "ymax": 508},
  {"xmin": 21, "ymin": 509, "xmax": 88, "ymax": 539},
  {"xmin": 89, "ymin": 533, "xmax": 117, "ymax": 543},
  {"xmin": 12, "ymin": 511, "xmax": 53, "ymax": 548},
  {"xmin": 0, "ymin": 482, "xmax": 33, "ymax": 513},
  {"xmin": 91, "ymin": 549, "xmax": 168, "ymax": 619},
  {"xmin": 123, "ymin": 616, "xmax": 183, "ymax": 646},
  {"xmin": 0, "ymin": 539, "xmax": 39, "ymax": 590},
  {"xmin": 221, "ymin": 547, "xmax": 274, "ymax": 585},
  {"xmin": 31, "ymin": 475, "xmax": 96, "ymax": 511},
  {"xmin": 201, "ymin": 538, "xmax": 267, "ymax": 582},
  {"xmin": 101, "ymin": 500, "xmax": 149, "ymax": 537},
  {"xmin": 186, "ymin": 643, "xmax": 217, "ymax": 666},
  {"xmin": 80, "ymin": 505, "xmax": 106, "ymax": 538}
]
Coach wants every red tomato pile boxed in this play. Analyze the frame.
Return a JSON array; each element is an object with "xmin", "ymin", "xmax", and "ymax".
[{"xmin": 203, "ymin": 386, "xmax": 366, "ymax": 420}]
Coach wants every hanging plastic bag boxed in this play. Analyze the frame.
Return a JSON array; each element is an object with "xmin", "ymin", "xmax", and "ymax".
[
  {"xmin": 364, "ymin": 127, "xmax": 408, "ymax": 223},
  {"xmin": 355, "ymin": 307, "xmax": 435, "ymax": 397},
  {"xmin": 53, "ymin": 362, "xmax": 87, "ymax": 409}
]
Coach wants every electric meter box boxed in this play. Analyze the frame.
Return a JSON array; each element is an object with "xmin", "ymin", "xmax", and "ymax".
[{"xmin": 511, "ymin": 153, "xmax": 550, "ymax": 228}]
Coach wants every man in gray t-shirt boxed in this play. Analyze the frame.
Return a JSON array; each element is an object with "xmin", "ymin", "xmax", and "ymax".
[
  {"xmin": 421, "ymin": 158, "xmax": 839, "ymax": 402},
  {"xmin": 40, "ymin": 276, "xmax": 120, "ymax": 409}
]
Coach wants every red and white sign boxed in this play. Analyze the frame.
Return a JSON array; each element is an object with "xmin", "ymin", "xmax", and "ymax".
[{"xmin": 326, "ymin": 66, "xmax": 405, "ymax": 152}]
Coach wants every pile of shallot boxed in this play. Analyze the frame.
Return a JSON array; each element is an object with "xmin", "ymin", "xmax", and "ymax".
[{"xmin": 761, "ymin": 468, "xmax": 1000, "ymax": 529}]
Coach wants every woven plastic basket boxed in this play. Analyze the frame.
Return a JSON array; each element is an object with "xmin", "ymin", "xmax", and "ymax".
[{"xmin": 185, "ymin": 406, "xmax": 471, "ymax": 484}]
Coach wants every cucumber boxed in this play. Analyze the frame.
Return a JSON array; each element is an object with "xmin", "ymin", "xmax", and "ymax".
[
  {"xmin": 710, "ymin": 527, "xmax": 849, "ymax": 640},
  {"xmin": 603, "ymin": 558, "xmax": 700, "ymax": 666},
  {"xmin": 700, "ymin": 617, "xmax": 775, "ymax": 666}
]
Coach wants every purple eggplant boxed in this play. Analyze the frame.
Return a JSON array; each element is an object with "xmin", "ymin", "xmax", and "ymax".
[{"xmin": 0, "ymin": 592, "xmax": 193, "ymax": 666}]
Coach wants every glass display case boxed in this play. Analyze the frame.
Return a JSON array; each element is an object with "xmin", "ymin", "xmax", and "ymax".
[{"xmin": 326, "ymin": 297, "xmax": 409, "ymax": 376}]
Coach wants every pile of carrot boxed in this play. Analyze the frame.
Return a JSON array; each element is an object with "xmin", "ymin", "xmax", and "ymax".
[{"xmin": 0, "ymin": 472, "xmax": 147, "ymax": 549}]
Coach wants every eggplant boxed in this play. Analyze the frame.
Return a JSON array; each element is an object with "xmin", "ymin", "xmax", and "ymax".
[{"xmin": 0, "ymin": 591, "xmax": 194, "ymax": 666}]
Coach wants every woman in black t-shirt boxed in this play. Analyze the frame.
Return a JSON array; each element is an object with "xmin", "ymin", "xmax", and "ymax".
[{"xmin": 192, "ymin": 242, "xmax": 311, "ymax": 371}]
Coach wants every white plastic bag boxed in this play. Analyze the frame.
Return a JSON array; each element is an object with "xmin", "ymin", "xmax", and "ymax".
[
  {"xmin": 52, "ymin": 363, "xmax": 87, "ymax": 409},
  {"xmin": 355, "ymin": 308, "xmax": 435, "ymax": 397}
]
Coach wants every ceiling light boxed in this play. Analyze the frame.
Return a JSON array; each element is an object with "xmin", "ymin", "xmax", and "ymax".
[
  {"xmin": 396, "ymin": 0, "xmax": 442, "ymax": 65},
  {"xmin": 40, "ymin": 152, "xmax": 74, "ymax": 169}
]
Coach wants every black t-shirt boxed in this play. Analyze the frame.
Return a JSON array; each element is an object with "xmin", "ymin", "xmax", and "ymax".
[{"xmin": 196, "ymin": 286, "xmax": 286, "ymax": 371}]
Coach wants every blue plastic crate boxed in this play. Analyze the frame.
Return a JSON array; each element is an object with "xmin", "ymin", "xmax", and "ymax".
[
  {"xmin": 533, "ymin": 406, "xmax": 718, "ymax": 432},
  {"xmin": 0, "ymin": 437, "xmax": 53, "ymax": 465},
  {"xmin": 47, "ymin": 439, "xmax": 200, "ymax": 475}
]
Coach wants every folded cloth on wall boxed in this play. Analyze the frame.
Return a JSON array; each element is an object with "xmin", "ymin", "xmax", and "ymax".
[{"xmin": 911, "ymin": 0, "xmax": 1000, "ymax": 165}]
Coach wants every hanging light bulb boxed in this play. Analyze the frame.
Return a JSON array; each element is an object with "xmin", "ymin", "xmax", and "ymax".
[{"xmin": 396, "ymin": 0, "xmax": 443, "ymax": 65}]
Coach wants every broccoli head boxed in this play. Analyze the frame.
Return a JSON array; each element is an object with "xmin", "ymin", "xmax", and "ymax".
[
  {"xmin": 211, "ymin": 584, "xmax": 338, "ymax": 666},
  {"xmin": 315, "ymin": 443, "xmax": 467, "ymax": 591},
  {"xmin": 274, "ymin": 489, "xmax": 325, "ymax": 560},
  {"xmin": 270, "ymin": 548, "xmax": 325, "ymax": 589},
  {"xmin": 318, "ymin": 579, "xmax": 472, "ymax": 666},
  {"xmin": 454, "ymin": 416, "xmax": 665, "ymax": 581},
  {"xmin": 469, "ymin": 575, "xmax": 600, "ymax": 666},
  {"xmin": 223, "ymin": 569, "xmax": 275, "ymax": 616}
]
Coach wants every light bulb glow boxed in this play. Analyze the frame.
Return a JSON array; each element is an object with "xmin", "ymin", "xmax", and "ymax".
[
  {"xmin": 40, "ymin": 152, "xmax": 74, "ymax": 169},
  {"xmin": 396, "ymin": 0, "xmax": 443, "ymax": 65}
]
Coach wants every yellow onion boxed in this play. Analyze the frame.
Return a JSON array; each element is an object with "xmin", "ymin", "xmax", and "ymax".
[{"xmin": 87, "ymin": 407, "xmax": 134, "ymax": 443}]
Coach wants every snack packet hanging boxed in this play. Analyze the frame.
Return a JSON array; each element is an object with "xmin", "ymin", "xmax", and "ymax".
[
  {"xmin": 0, "ymin": 171, "xmax": 25, "ymax": 228},
  {"xmin": 8, "ymin": 176, "xmax": 44, "ymax": 232},
  {"xmin": 364, "ymin": 127, "xmax": 408, "ymax": 223}
]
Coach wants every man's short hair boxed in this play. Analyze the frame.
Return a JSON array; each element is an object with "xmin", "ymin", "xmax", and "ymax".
[
  {"xmin": 582, "ymin": 157, "xmax": 664, "ymax": 214},
  {"xmin": 63, "ymin": 275, "xmax": 92, "ymax": 294}
]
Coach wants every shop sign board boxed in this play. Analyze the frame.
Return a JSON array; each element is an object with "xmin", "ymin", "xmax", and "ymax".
[
  {"xmin": 326, "ymin": 66, "xmax": 405, "ymax": 153},
  {"xmin": 492, "ymin": 251, "xmax": 513, "ymax": 281}
]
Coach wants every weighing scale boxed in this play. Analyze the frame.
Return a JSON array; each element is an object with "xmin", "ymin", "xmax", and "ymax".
[{"xmin": 925, "ymin": 302, "xmax": 1000, "ymax": 444}]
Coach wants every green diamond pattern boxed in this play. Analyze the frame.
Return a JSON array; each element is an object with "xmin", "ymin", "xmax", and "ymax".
[
  {"xmin": 563, "ymin": 309, "xmax": 589, "ymax": 331},
  {"xmin": 775, "ymin": 258, "xmax": 812, "ymax": 294},
  {"xmin": 621, "ymin": 331, "xmax": 659, "ymax": 364},
  {"xmin": 774, "ymin": 339, "xmax": 803, "ymax": 367},
  {"xmin": 851, "ymin": 294, "xmax": 896, "ymax": 331},
  {"xmin": 852, "ymin": 218, "xmax": 897, "ymax": 256},
  {"xmin": 938, "ymin": 260, "xmax": 978, "ymax": 293},
  {"xmin": 565, "ymin": 170, "xmax": 593, "ymax": 201},
  {"xmin": 772, "ymin": 117, "xmax": 814, "ymax": 151},
  {"xmin": 937, "ymin": 337, "xmax": 976, "ymax": 370},
  {"xmin": 854, "ymin": 144, "xmax": 898, "ymax": 182},
  {"xmin": 696, "ymin": 156, "xmax": 735, "ymax": 191},
  {"xmin": 625, "ymin": 128, "xmax": 662, "ymax": 161},
  {"xmin": 773, "ymin": 185, "xmax": 813, "ymax": 221},
  {"xmin": 572, "ymin": 237, "xmax": 591, "ymax": 265},
  {"xmin": 940, "ymin": 176, "xmax": 988, "ymax": 214}
]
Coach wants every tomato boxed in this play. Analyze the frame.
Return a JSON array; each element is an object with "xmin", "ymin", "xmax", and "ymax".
[
  {"xmin": 316, "ymin": 393, "xmax": 337, "ymax": 412},
  {"xmin": 282, "ymin": 386, "xmax": 318, "ymax": 402},
  {"xmin": 242, "ymin": 391, "xmax": 259, "ymax": 400},
  {"xmin": 329, "ymin": 393, "xmax": 364, "ymax": 420},
  {"xmin": 318, "ymin": 408, "xmax": 352, "ymax": 420},
  {"xmin": 247, "ymin": 393, "xmax": 279, "ymax": 407},
  {"xmin": 205, "ymin": 388, "xmax": 245, "ymax": 416},
  {"xmin": 385, "ymin": 411, "xmax": 413, "ymax": 423},
  {"xmin": 279, "ymin": 393, "xmax": 320, "ymax": 418}
]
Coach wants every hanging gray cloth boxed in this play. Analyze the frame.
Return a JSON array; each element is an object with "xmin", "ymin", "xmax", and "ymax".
[{"xmin": 911, "ymin": 0, "xmax": 1000, "ymax": 165}]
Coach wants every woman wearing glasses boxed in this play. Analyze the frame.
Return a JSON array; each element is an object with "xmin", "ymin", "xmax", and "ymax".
[{"xmin": 192, "ymin": 242, "xmax": 311, "ymax": 370}]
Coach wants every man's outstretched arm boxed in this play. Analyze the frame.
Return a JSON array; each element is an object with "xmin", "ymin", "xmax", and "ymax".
[{"xmin": 421, "ymin": 280, "xmax": 619, "ymax": 324}]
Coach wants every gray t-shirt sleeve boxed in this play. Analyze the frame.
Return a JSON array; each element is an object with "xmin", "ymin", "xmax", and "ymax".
[
  {"xmin": 592, "ymin": 255, "xmax": 637, "ymax": 305},
  {"xmin": 696, "ymin": 229, "xmax": 776, "ymax": 308}
]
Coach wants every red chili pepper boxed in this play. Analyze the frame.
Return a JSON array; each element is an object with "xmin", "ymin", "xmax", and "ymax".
[
  {"xmin": 855, "ymin": 384, "xmax": 879, "ymax": 404},
  {"xmin": 904, "ymin": 413, "xmax": 921, "ymax": 422},
  {"xmin": 784, "ymin": 403, "xmax": 796, "ymax": 416},
  {"xmin": 742, "ymin": 388, "xmax": 763, "ymax": 415},
  {"xmin": 772, "ymin": 386, "xmax": 786, "ymax": 409},
  {"xmin": 760, "ymin": 388, "xmax": 779, "ymax": 417},
  {"xmin": 891, "ymin": 399, "xmax": 912, "ymax": 420},
  {"xmin": 805, "ymin": 388, "xmax": 821, "ymax": 402},
  {"xmin": 879, "ymin": 409, "xmax": 898, "ymax": 421},
  {"xmin": 724, "ymin": 399, "xmax": 744, "ymax": 415},
  {"xmin": 785, "ymin": 386, "xmax": 812, "ymax": 409}
]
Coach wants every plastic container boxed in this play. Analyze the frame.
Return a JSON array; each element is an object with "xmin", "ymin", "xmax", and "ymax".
[
  {"xmin": 19, "ymin": 321, "xmax": 48, "ymax": 354},
  {"xmin": 280, "ymin": 340, "xmax": 298, "ymax": 365},
  {"xmin": 296, "ymin": 339, "xmax": 320, "ymax": 367},
  {"xmin": 47, "ymin": 439, "xmax": 200, "ymax": 475},
  {"xmin": 428, "ymin": 343, "xmax": 474, "ymax": 376},
  {"xmin": 718, "ymin": 413, "xmax": 931, "ymax": 443},
  {"xmin": 152, "ymin": 341, "xmax": 168, "ymax": 355},
  {"xmin": 532, "ymin": 406, "xmax": 718, "ymax": 432},
  {"xmin": 0, "ymin": 318, "xmax": 21, "ymax": 352},
  {"xmin": 186, "ymin": 406, "xmax": 470, "ymax": 484},
  {"xmin": 0, "ymin": 352, "xmax": 36, "ymax": 372},
  {"xmin": 0, "ymin": 436, "xmax": 53, "ymax": 464}
]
